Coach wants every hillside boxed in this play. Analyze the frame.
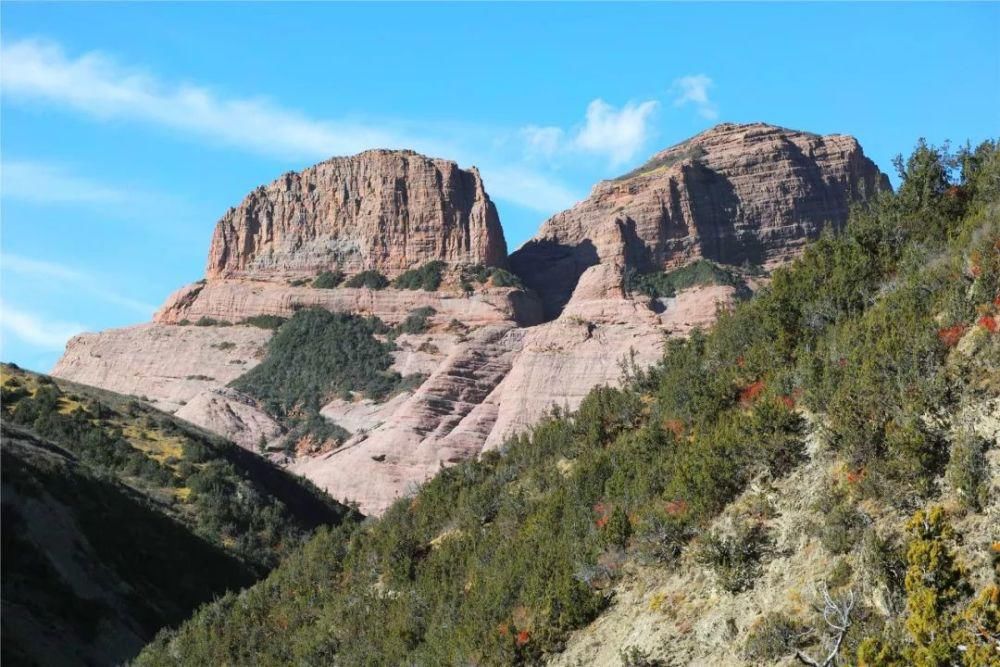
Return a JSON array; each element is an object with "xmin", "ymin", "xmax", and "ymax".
[
  {"xmin": 51, "ymin": 123, "xmax": 888, "ymax": 516},
  {"xmin": 0, "ymin": 365, "xmax": 359, "ymax": 665},
  {"xmin": 136, "ymin": 140, "xmax": 999, "ymax": 666}
]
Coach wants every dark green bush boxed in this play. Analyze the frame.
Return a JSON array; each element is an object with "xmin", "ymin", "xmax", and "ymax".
[
  {"xmin": 392, "ymin": 261, "xmax": 446, "ymax": 291},
  {"xmin": 312, "ymin": 270, "xmax": 345, "ymax": 289},
  {"xmin": 394, "ymin": 307, "xmax": 437, "ymax": 335},
  {"xmin": 194, "ymin": 316, "xmax": 231, "ymax": 326},
  {"xmin": 241, "ymin": 315, "xmax": 287, "ymax": 330},
  {"xmin": 344, "ymin": 270, "xmax": 389, "ymax": 290}
]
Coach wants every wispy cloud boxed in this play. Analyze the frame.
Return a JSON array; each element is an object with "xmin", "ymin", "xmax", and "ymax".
[
  {"xmin": 519, "ymin": 98, "xmax": 659, "ymax": 167},
  {"xmin": 2, "ymin": 159, "xmax": 129, "ymax": 205},
  {"xmin": 671, "ymin": 74, "xmax": 718, "ymax": 120},
  {"xmin": 0, "ymin": 299, "xmax": 87, "ymax": 351},
  {"xmin": 2, "ymin": 253, "xmax": 156, "ymax": 316},
  {"xmin": 1, "ymin": 38, "xmax": 577, "ymax": 213}
]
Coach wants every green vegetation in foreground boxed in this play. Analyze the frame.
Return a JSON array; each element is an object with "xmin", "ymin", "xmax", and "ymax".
[
  {"xmin": 139, "ymin": 140, "xmax": 999, "ymax": 666},
  {"xmin": 393, "ymin": 260, "xmax": 447, "ymax": 291},
  {"xmin": 626, "ymin": 258, "xmax": 755, "ymax": 300}
]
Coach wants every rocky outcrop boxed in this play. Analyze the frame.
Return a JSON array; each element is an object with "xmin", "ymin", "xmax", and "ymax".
[
  {"xmin": 206, "ymin": 150, "xmax": 508, "ymax": 280},
  {"xmin": 52, "ymin": 324, "xmax": 270, "ymax": 413},
  {"xmin": 155, "ymin": 279, "xmax": 543, "ymax": 328},
  {"xmin": 510, "ymin": 122, "xmax": 890, "ymax": 317},
  {"xmin": 290, "ymin": 324, "xmax": 524, "ymax": 514}
]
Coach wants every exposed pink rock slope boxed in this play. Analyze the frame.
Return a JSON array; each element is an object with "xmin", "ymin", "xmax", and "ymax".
[{"xmin": 53, "ymin": 130, "xmax": 888, "ymax": 515}]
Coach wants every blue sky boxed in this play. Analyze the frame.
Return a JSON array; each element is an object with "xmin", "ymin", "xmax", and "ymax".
[{"xmin": 2, "ymin": 2, "xmax": 998, "ymax": 372}]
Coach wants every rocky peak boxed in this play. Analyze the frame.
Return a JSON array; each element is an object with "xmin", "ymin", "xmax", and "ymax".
[
  {"xmin": 510, "ymin": 122, "xmax": 890, "ymax": 318},
  {"xmin": 206, "ymin": 150, "xmax": 508, "ymax": 280}
]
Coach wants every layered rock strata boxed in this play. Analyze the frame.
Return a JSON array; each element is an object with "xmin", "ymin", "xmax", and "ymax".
[
  {"xmin": 207, "ymin": 150, "xmax": 508, "ymax": 280},
  {"xmin": 510, "ymin": 122, "xmax": 890, "ymax": 316}
]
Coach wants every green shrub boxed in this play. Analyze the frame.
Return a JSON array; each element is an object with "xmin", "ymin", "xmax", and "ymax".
[
  {"xmin": 344, "ymin": 270, "xmax": 389, "ymax": 290},
  {"xmin": 312, "ymin": 270, "xmax": 345, "ymax": 289},
  {"xmin": 461, "ymin": 264, "xmax": 524, "ymax": 289},
  {"xmin": 695, "ymin": 521, "xmax": 772, "ymax": 593},
  {"xmin": 945, "ymin": 430, "xmax": 989, "ymax": 510},
  {"xmin": 394, "ymin": 307, "xmax": 437, "ymax": 335},
  {"xmin": 241, "ymin": 315, "xmax": 287, "ymax": 330},
  {"xmin": 742, "ymin": 612, "xmax": 810, "ymax": 662},
  {"xmin": 392, "ymin": 261, "xmax": 446, "ymax": 291},
  {"xmin": 194, "ymin": 316, "xmax": 231, "ymax": 326}
]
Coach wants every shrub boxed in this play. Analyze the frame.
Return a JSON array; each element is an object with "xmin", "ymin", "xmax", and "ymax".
[
  {"xmin": 695, "ymin": 521, "xmax": 772, "ymax": 593},
  {"xmin": 395, "ymin": 307, "xmax": 437, "ymax": 335},
  {"xmin": 742, "ymin": 612, "xmax": 810, "ymax": 662},
  {"xmin": 194, "ymin": 317, "xmax": 231, "ymax": 327},
  {"xmin": 460, "ymin": 264, "xmax": 524, "ymax": 289},
  {"xmin": 241, "ymin": 315, "xmax": 287, "ymax": 330},
  {"xmin": 312, "ymin": 270, "xmax": 345, "ymax": 289},
  {"xmin": 392, "ymin": 261, "xmax": 446, "ymax": 291},
  {"xmin": 344, "ymin": 270, "xmax": 389, "ymax": 290},
  {"xmin": 945, "ymin": 430, "xmax": 989, "ymax": 510}
]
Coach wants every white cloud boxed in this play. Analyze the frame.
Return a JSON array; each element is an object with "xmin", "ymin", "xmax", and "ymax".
[
  {"xmin": 671, "ymin": 74, "xmax": 718, "ymax": 120},
  {"xmin": 1, "ymin": 253, "xmax": 156, "ymax": 315},
  {"xmin": 574, "ymin": 99, "xmax": 660, "ymax": 165},
  {"xmin": 0, "ymin": 299, "xmax": 87, "ymax": 351},
  {"xmin": 521, "ymin": 125, "xmax": 565, "ymax": 159},
  {"xmin": 0, "ymin": 38, "xmax": 575, "ymax": 214},
  {"xmin": 518, "ymin": 99, "xmax": 659, "ymax": 167}
]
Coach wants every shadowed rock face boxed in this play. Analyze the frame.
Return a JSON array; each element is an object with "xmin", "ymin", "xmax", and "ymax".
[
  {"xmin": 207, "ymin": 149, "xmax": 508, "ymax": 280},
  {"xmin": 510, "ymin": 122, "xmax": 891, "ymax": 318}
]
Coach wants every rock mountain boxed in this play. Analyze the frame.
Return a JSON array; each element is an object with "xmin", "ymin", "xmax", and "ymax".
[{"xmin": 53, "ymin": 122, "xmax": 888, "ymax": 515}]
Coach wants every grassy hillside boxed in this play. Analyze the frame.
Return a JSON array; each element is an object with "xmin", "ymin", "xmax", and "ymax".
[
  {"xmin": 137, "ymin": 139, "xmax": 999, "ymax": 666},
  {"xmin": 1, "ymin": 366, "xmax": 360, "ymax": 665}
]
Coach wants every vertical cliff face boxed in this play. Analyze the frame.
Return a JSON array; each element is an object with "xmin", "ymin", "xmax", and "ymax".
[
  {"xmin": 510, "ymin": 122, "xmax": 891, "ymax": 317},
  {"xmin": 206, "ymin": 149, "xmax": 509, "ymax": 279}
]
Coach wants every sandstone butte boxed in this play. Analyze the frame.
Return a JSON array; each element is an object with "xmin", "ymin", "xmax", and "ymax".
[{"xmin": 53, "ymin": 122, "xmax": 889, "ymax": 516}]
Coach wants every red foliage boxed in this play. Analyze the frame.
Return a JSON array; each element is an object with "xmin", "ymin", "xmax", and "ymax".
[
  {"xmin": 937, "ymin": 324, "xmax": 967, "ymax": 348},
  {"xmin": 516, "ymin": 630, "xmax": 531, "ymax": 647},
  {"xmin": 979, "ymin": 315, "xmax": 998, "ymax": 333},
  {"xmin": 846, "ymin": 467, "xmax": 866, "ymax": 485},
  {"xmin": 593, "ymin": 501, "xmax": 610, "ymax": 528},
  {"xmin": 739, "ymin": 380, "xmax": 766, "ymax": 405},
  {"xmin": 735, "ymin": 355, "xmax": 746, "ymax": 368},
  {"xmin": 837, "ymin": 357, "xmax": 848, "ymax": 368},
  {"xmin": 497, "ymin": 623, "xmax": 510, "ymax": 638},
  {"xmin": 663, "ymin": 419, "xmax": 685, "ymax": 438},
  {"xmin": 665, "ymin": 499, "xmax": 689, "ymax": 516},
  {"xmin": 779, "ymin": 395, "xmax": 796, "ymax": 409}
]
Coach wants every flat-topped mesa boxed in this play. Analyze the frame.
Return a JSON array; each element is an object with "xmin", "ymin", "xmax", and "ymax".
[
  {"xmin": 510, "ymin": 122, "xmax": 891, "ymax": 318},
  {"xmin": 206, "ymin": 149, "xmax": 509, "ymax": 280}
]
